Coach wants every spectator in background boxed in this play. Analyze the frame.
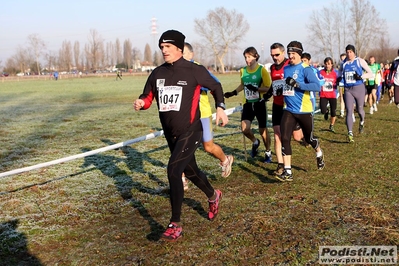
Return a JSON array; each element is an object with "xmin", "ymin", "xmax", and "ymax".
[
  {"xmin": 53, "ymin": 71, "xmax": 59, "ymax": 81},
  {"xmin": 116, "ymin": 70, "xmax": 122, "ymax": 81}
]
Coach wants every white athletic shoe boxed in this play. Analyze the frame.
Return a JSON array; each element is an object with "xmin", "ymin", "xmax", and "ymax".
[{"xmin": 369, "ymin": 107, "xmax": 374, "ymax": 114}]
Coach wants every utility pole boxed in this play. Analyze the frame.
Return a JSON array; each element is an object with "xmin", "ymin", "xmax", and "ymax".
[
  {"xmin": 261, "ymin": 42, "xmax": 264, "ymax": 65},
  {"xmin": 151, "ymin": 17, "xmax": 158, "ymax": 55}
]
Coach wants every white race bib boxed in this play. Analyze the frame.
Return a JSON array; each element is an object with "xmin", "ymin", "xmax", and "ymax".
[
  {"xmin": 322, "ymin": 81, "xmax": 334, "ymax": 92},
  {"xmin": 282, "ymin": 85, "xmax": 295, "ymax": 96},
  {"xmin": 244, "ymin": 88, "xmax": 260, "ymax": 101},
  {"xmin": 271, "ymin": 79, "xmax": 286, "ymax": 96},
  {"xmin": 345, "ymin": 71, "xmax": 356, "ymax": 84},
  {"xmin": 158, "ymin": 86, "xmax": 183, "ymax": 112}
]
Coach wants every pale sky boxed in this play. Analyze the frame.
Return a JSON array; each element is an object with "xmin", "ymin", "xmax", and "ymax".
[{"xmin": 1, "ymin": 0, "xmax": 398, "ymax": 65}]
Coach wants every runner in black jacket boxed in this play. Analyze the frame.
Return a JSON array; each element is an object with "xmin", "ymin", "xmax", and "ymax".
[{"xmin": 134, "ymin": 30, "xmax": 228, "ymax": 242}]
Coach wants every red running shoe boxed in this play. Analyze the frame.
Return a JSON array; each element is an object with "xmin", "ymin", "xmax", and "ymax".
[
  {"xmin": 161, "ymin": 222, "xmax": 182, "ymax": 242},
  {"xmin": 208, "ymin": 189, "xmax": 222, "ymax": 221}
]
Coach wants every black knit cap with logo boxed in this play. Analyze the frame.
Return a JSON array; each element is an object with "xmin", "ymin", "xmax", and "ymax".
[{"xmin": 158, "ymin": 30, "xmax": 185, "ymax": 51}]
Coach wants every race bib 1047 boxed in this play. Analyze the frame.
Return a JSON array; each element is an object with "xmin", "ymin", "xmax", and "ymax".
[{"xmin": 158, "ymin": 86, "xmax": 182, "ymax": 112}]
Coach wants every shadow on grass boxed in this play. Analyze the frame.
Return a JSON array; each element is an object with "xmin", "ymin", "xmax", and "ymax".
[
  {"xmin": 81, "ymin": 139, "xmax": 209, "ymax": 241},
  {"xmin": 0, "ymin": 219, "xmax": 43, "ymax": 265},
  {"xmin": 0, "ymin": 168, "xmax": 96, "ymax": 195}
]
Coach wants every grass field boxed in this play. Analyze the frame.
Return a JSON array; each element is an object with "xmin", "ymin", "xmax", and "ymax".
[{"xmin": 0, "ymin": 75, "xmax": 398, "ymax": 265}]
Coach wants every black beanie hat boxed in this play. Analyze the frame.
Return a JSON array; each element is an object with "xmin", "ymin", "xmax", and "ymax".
[
  {"xmin": 158, "ymin": 30, "xmax": 185, "ymax": 51},
  {"xmin": 346, "ymin": 44, "xmax": 356, "ymax": 54}
]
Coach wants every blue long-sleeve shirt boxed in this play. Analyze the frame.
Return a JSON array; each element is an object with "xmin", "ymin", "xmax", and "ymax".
[{"xmin": 283, "ymin": 62, "xmax": 321, "ymax": 114}]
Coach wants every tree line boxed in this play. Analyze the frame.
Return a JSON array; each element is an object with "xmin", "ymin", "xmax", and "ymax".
[{"xmin": 1, "ymin": 0, "xmax": 398, "ymax": 75}]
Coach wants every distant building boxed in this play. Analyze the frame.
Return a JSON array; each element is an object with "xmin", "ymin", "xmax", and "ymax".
[{"xmin": 140, "ymin": 61, "xmax": 156, "ymax": 72}]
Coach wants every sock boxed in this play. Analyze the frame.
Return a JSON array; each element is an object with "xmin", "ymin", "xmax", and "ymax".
[
  {"xmin": 348, "ymin": 131, "xmax": 353, "ymax": 136},
  {"xmin": 254, "ymin": 139, "xmax": 259, "ymax": 145},
  {"xmin": 285, "ymin": 167, "xmax": 292, "ymax": 174},
  {"xmin": 316, "ymin": 150, "xmax": 323, "ymax": 157},
  {"xmin": 360, "ymin": 121, "xmax": 364, "ymax": 126},
  {"xmin": 209, "ymin": 191, "xmax": 217, "ymax": 201}
]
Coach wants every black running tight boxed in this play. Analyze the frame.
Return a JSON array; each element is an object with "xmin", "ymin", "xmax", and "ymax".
[
  {"xmin": 166, "ymin": 130, "xmax": 215, "ymax": 223},
  {"xmin": 280, "ymin": 110, "xmax": 319, "ymax": 155}
]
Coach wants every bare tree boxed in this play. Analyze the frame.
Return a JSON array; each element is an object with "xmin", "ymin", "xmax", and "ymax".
[
  {"xmin": 368, "ymin": 36, "xmax": 396, "ymax": 63},
  {"xmin": 186, "ymin": 41, "xmax": 212, "ymax": 67},
  {"xmin": 45, "ymin": 50, "xmax": 57, "ymax": 72},
  {"xmin": 86, "ymin": 29, "xmax": 103, "ymax": 70},
  {"xmin": 104, "ymin": 41, "xmax": 112, "ymax": 67},
  {"xmin": 153, "ymin": 50, "xmax": 163, "ymax": 66},
  {"xmin": 98, "ymin": 41, "xmax": 105, "ymax": 69},
  {"xmin": 115, "ymin": 38, "xmax": 122, "ymax": 65},
  {"xmin": 74, "ymin": 41, "xmax": 81, "ymax": 70},
  {"xmin": 123, "ymin": 39, "xmax": 132, "ymax": 69},
  {"xmin": 4, "ymin": 57, "xmax": 17, "ymax": 74},
  {"xmin": 194, "ymin": 7, "xmax": 249, "ymax": 73},
  {"xmin": 14, "ymin": 46, "xmax": 30, "ymax": 74},
  {"xmin": 58, "ymin": 40, "xmax": 73, "ymax": 72},
  {"xmin": 349, "ymin": 0, "xmax": 386, "ymax": 57},
  {"xmin": 27, "ymin": 34, "xmax": 46, "ymax": 74},
  {"xmin": 306, "ymin": 0, "xmax": 387, "ymax": 61},
  {"xmin": 132, "ymin": 47, "xmax": 142, "ymax": 71},
  {"xmin": 334, "ymin": 0, "xmax": 350, "ymax": 60},
  {"xmin": 144, "ymin": 43, "xmax": 152, "ymax": 63}
]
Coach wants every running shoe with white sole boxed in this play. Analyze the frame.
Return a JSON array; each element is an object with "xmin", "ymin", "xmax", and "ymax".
[
  {"xmin": 264, "ymin": 150, "xmax": 272, "ymax": 163},
  {"xmin": 348, "ymin": 132, "xmax": 354, "ymax": 143},
  {"xmin": 317, "ymin": 153, "xmax": 325, "ymax": 170},
  {"xmin": 220, "ymin": 155, "xmax": 234, "ymax": 178},
  {"xmin": 275, "ymin": 169, "xmax": 293, "ymax": 182}
]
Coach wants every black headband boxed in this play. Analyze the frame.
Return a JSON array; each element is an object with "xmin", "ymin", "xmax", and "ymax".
[{"xmin": 287, "ymin": 46, "xmax": 303, "ymax": 56}]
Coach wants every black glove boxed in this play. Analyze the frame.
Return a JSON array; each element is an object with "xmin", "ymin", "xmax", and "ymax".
[
  {"xmin": 263, "ymin": 89, "xmax": 273, "ymax": 101},
  {"xmin": 286, "ymin": 77, "xmax": 299, "ymax": 88},
  {"xmin": 245, "ymin": 84, "xmax": 258, "ymax": 92},
  {"xmin": 224, "ymin": 90, "xmax": 237, "ymax": 98},
  {"xmin": 353, "ymin": 73, "xmax": 363, "ymax": 80},
  {"xmin": 336, "ymin": 77, "xmax": 343, "ymax": 83}
]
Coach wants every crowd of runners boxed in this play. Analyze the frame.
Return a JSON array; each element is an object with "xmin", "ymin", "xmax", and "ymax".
[{"xmin": 133, "ymin": 29, "xmax": 399, "ymax": 242}]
